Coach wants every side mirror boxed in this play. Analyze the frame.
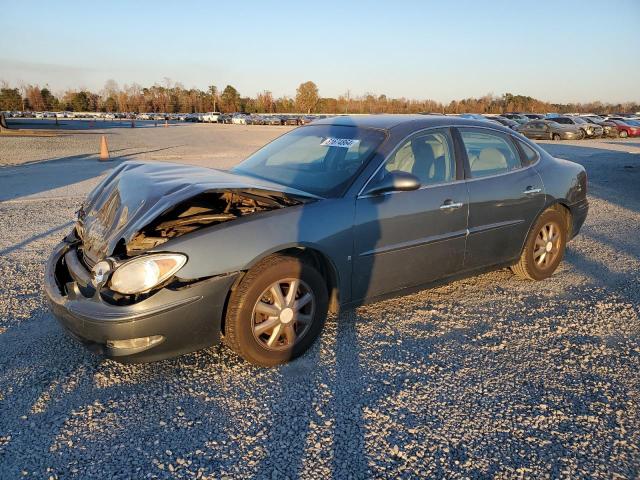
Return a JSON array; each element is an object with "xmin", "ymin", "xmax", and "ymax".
[{"xmin": 361, "ymin": 171, "xmax": 421, "ymax": 196}]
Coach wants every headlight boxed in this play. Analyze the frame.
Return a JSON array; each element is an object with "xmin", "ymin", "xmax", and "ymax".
[{"xmin": 109, "ymin": 253, "xmax": 187, "ymax": 294}]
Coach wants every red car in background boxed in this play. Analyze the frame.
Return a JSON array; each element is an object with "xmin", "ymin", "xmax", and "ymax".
[{"xmin": 603, "ymin": 119, "xmax": 640, "ymax": 138}]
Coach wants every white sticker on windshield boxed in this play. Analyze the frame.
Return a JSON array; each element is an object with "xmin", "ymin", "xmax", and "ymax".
[{"xmin": 320, "ymin": 137, "xmax": 360, "ymax": 148}]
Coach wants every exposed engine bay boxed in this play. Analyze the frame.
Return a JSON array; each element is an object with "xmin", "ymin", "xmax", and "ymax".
[{"xmin": 126, "ymin": 190, "xmax": 302, "ymax": 254}]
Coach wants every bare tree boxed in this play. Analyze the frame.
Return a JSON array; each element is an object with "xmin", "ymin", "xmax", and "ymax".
[{"xmin": 295, "ymin": 81, "xmax": 319, "ymax": 114}]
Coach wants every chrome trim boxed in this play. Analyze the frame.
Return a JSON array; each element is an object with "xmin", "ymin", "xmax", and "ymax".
[
  {"xmin": 439, "ymin": 202, "xmax": 464, "ymax": 210},
  {"xmin": 467, "ymin": 219, "xmax": 525, "ymax": 235},
  {"xmin": 358, "ymin": 179, "xmax": 466, "ymax": 199},
  {"xmin": 523, "ymin": 188, "xmax": 542, "ymax": 194},
  {"xmin": 357, "ymin": 123, "xmax": 543, "ymax": 197}
]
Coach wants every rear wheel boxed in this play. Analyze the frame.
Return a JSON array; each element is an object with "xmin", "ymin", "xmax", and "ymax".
[
  {"xmin": 511, "ymin": 209, "xmax": 567, "ymax": 281},
  {"xmin": 224, "ymin": 255, "xmax": 328, "ymax": 366}
]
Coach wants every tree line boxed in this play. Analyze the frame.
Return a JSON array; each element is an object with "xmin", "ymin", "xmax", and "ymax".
[{"xmin": 0, "ymin": 79, "xmax": 638, "ymax": 115}]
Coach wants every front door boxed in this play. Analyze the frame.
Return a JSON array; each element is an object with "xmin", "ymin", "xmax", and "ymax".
[{"xmin": 352, "ymin": 128, "xmax": 468, "ymax": 302}]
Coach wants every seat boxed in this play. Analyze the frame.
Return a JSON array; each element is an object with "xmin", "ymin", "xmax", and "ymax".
[
  {"xmin": 471, "ymin": 147, "xmax": 507, "ymax": 173},
  {"xmin": 410, "ymin": 140, "xmax": 435, "ymax": 184}
]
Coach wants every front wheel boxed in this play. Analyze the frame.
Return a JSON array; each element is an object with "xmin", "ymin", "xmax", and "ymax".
[
  {"xmin": 552, "ymin": 133, "xmax": 561, "ymax": 141},
  {"xmin": 511, "ymin": 209, "xmax": 567, "ymax": 281},
  {"xmin": 619, "ymin": 130, "xmax": 628, "ymax": 138},
  {"xmin": 224, "ymin": 255, "xmax": 328, "ymax": 366}
]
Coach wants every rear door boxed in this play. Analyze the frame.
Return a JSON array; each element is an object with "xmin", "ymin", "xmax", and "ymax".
[
  {"xmin": 457, "ymin": 127, "xmax": 545, "ymax": 269},
  {"xmin": 352, "ymin": 128, "xmax": 468, "ymax": 301}
]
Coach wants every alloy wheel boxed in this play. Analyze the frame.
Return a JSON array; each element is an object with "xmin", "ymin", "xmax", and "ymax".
[
  {"xmin": 251, "ymin": 278, "xmax": 315, "ymax": 351},
  {"xmin": 533, "ymin": 222, "xmax": 561, "ymax": 269}
]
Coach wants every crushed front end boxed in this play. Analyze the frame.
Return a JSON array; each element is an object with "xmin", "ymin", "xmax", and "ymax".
[{"xmin": 45, "ymin": 229, "xmax": 239, "ymax": 362}]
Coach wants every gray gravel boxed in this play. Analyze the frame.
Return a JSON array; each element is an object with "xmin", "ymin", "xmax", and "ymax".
[{"xmin": 0, "ymin": 125, "xmax": 639, "ymax": 479}]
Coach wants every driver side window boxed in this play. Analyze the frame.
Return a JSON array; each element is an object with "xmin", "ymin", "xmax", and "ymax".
[{"xmin": 384, "ymin": 130, "xmax": 455, "ymax": 186}]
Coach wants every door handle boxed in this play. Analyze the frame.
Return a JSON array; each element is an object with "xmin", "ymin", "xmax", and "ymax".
[
  {"xmin": 523, "ymin": 187, "xmax": 542, "ymax": 195},
  {"xmin": 439, "ymin": 200, "xmax": 464, "ymax": 210}
]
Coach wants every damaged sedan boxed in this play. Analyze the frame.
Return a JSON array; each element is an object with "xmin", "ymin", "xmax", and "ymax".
[{"xmin": 45, "ymin": 116, "xmax": 588, "ymax": 366}]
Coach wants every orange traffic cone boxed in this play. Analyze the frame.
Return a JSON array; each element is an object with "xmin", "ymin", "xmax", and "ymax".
[{"xmin": 99, "ymin": 135, "xmax": 110, "ymax": 161}]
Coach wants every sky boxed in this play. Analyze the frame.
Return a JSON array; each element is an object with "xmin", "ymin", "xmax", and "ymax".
[{"xmin": 1, "ymin": 0, "xmax": 639, "ymax": 104}]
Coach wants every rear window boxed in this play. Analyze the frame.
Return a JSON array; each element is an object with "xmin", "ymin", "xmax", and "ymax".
[
  {"xmin": 516, "ymin": 139, "xmax": 539, "ymax": 166},
  {"xmin": 459, "ymin": 129, "xmax": 522, "ymax": 178}
]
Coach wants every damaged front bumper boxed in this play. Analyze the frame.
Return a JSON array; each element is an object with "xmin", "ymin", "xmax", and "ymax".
[{"xmin": 44, "ymin": 240, "xmax": 240, "ymax": 363}]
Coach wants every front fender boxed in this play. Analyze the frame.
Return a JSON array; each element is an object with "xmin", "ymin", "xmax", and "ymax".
[{"xmin": 152, "ymin": 198, "xmax": 355, "ymax": 302}]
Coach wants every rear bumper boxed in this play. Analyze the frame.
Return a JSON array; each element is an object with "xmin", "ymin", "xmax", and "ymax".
[
  {"xmin": 45, "ymin": 241, "xmax": 239, "ymax": 363},
  {"xmin": 569, "ymin": 198, "xmax": 589, "ymax": 240}
]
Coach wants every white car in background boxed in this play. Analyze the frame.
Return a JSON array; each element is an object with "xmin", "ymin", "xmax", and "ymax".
[
  {"xmin": 231, "ymin": 113, "xmax": 248, "ymax": 125},
  {"xmin": 202, "ymin": 112, "xmax": 221, "ymax": 123}
]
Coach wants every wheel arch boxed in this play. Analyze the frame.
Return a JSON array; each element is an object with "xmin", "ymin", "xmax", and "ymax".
[
  {"xmin": 517, "ymin": 200, "xmax": 572, "ymax": 259},
  {"xmin": 221, "ymin": 243, "xmax": 341, "ymax": 337}
]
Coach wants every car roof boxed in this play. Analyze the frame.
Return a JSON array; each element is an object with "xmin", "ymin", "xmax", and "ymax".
[{"xmin": 309, "ymin": 114, "xmax": 512, "ymax": 132}]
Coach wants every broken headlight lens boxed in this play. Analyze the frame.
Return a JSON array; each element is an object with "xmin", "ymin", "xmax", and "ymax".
[{"xmin": 109, "ymin": 253, "xmax": 187, "ymax": 294}]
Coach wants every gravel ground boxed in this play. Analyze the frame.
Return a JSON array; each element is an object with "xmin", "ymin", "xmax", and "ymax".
[{"xmin": 0, "ymin": 124, "xmax": 639, "ymax": 479}]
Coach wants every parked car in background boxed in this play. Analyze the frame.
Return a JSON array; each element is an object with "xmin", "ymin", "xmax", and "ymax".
[
  {"xmin": 502, "ymin": 113, "xmax": 530, "ymax": 124},
  {"xmin": 231, "ymin": 114, "xmax": 248, "ymax": 125},
  {"xmin": 249, "ymin": 114, "xmax": 266, "ymax": 125},
  {"xmin": 580, "ymin": 114, "xmax": 607, "ymax": 123},
  {"xmin": 299, "ymin": 115, "xmax": 319, "ymax": 125},
  {"xmin": 553, "ymin": 116, "xmax": 602, "ymax": 138},
  {"xmin": 44, "ymin": 115, "xmax": 588, "ymax": 366},
  {"xmin": 523, "ymin": 113, "xmax": 545, "ymax": 120},
  {"xmin": 603, "ymin": 119, "xmax": 640, "ymax": 138},
  {"xmin": 486, "ymin": 116, "xmax": 520, "ymax": 130},
  {"xmin": 581, "ymin": 117, "xmax": 617, "ymax": 137},
  {"xmin": 203, "ymin": 112, "xmax": 222, "ymax": 123},
  {"xmin": 519, "ymin": 120, "xmax": 584, "ymax": 140},
  {"xmin": 283, "ymin": 115, "xmax": 301, "ymax": 126},
  {"xmin": 264, "ymin": 115, "xmax": 283, "ymax": 125}
]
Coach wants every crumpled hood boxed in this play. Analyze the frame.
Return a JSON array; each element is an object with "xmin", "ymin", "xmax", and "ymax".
[{"xmin": 76, "ymin": 161, "xmax": 315, "ymax": 264}]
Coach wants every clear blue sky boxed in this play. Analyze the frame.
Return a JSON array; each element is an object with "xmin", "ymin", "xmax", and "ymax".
[{"xmin": 1, "ymin": 0, "xmax": 638, "ymax": 103}]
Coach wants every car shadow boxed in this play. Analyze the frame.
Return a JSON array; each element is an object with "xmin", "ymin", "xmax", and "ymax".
[{"xmin": 0, "ymin": 147, "xmax": 181, "ymax": 202}]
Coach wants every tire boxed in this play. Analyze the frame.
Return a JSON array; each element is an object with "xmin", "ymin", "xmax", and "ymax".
[
  {"xmin": 511, "ymin": 208, "xmax": 567, "ymax": 281},
  {"xmin": 619, "ymin": 130, "xmax": 628, "ymax": 138},
  {"xmin": 552, "ymin": 133, "xmax": 561, "ymax": 141},
  {"xmin": 224, "ymin": 254, "xmax": 329, "ymax": 366}
]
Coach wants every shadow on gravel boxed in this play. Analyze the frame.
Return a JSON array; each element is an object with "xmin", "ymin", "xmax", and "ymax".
[
  {"xmin": 0, "ymin": 147, "xmax": 181, "ymax": 202},
  {"xmin": 0, "ymin": 221, "xmax": 74, "ymax": 256}
]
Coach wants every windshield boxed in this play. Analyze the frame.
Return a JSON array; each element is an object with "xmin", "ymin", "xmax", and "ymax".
[{"xmin": 232, "ymin": 124, "xmax": 386, "ymax": 197}]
